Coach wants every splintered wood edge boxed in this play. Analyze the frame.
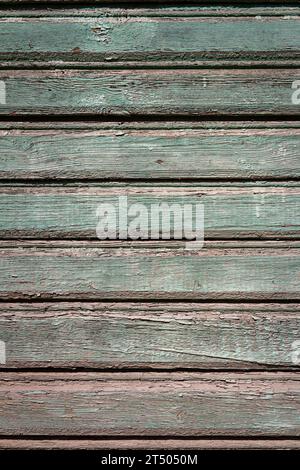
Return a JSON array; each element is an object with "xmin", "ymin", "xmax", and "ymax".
[
  {"xmin": 0, "ymin": 439, "xmax": 299, "ymax": 450},
  {"xmin": 0, "ymin": 121, "xmax": 299, "ymax": 130}
]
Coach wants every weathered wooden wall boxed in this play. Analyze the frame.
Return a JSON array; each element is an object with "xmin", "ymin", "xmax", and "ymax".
[{"xmin": 0, "ymin": 1, "xmax": 299, "ymax": 450}]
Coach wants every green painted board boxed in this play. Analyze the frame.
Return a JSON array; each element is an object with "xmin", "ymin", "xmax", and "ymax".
[
  {"xmin": 1, "ymin": 126, "xmax": 299, "ymax": 180},
  {"xmin": 0, "ymin": 186, "xmax": 299, "ymax": 238},
  {"xmin": 0, "ymin": 302, "xmax": 299, "ymax": 369},
  {"xmin": 0, "ymin": 8, "xmax": 299, "ymax": 66},
  {"xmin": 0, "ymin": 69, "xmax": 299, "ymax": 116},
  {"xmin": 0, "ymin": 241, "xmax": 299, "ymax": 300},
  {"xmin": 0, "ymin": 372, "xmax": 299, "ymax": 436}
]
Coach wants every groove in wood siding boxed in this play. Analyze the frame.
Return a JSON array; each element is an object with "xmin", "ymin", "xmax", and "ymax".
[
  {"xmin": 0, "ymin": 69, "xmax": 298, "ymax": 116},
  {"xmin": 0, "ymin": 186, "xmax": 299, "ymax": 238},
  {"xmin": 0, "ymin": 302, "xmax": 299, "ymax": 369},
  {"xmin": 0, "ymin": 241, "xmax": 299, "ymax": 300},
  {"xmin": 1, "ymin": 127, "xmax": 300, "ymax": 180},
  {"xmin": 0, "ymin": 372, "xmax": 299, "ymax": 436}
]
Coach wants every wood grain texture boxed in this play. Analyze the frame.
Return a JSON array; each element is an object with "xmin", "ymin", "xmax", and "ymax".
[
  {"xmin": 0, "ymin": 69, "xmax": 299, "ymax": 116},
  {"xmin": 0, "ymin": 439, "xmax": 300, "ymax": 450},
  {"xmin": 0, "ymin": 186, "xmax": 299, "ymax": 239},
  {"xmin": 1, "ymin": 7, "xmax": 299, "ymax": 16},
  {"xmin": 1, "ymin": 126, "xmax": 300, "ymax": 180},
  {"xmin": 0, "ymin": 372, "xmax": 299, "ymax": 436},
  {"xmin": 0, "ymin": 8, "xmax": 299, "ymax": 66},
  {"xmin": 0, "ymin": 241, "xmax": 299, "ymax": 300},
  {"xmin": 0, "ymin": 302, "xmax": 299, "ymax": 370}
]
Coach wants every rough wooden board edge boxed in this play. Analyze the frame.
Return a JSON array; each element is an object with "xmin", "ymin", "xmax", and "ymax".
[
  {"xmin": 2, "ymin": 183, "xmax": 300, "ymax": 188},
  {"xmin": 0, "ymin": 439, "xmax": 299, "ymax": 450},
  {"xmin": 2, "ymin": 185, "xmax": 300, "ymax": 193},
  {"xmin": 2, "ymin": 123, "xmax": 300, "ymax": 132},
  {"xmin": 0, "ymin": 121, "xmax": 299, "ymax": 130},
  {"xmin": 1, "ymin": 371, "xmax": 298, "ymax": 380},
  {"xmin": 1, "ymin": 301, "xmax": 299, "ymax": 314},
  {"xmin": 1, "ymin": 239, "xmax": 299, "ymax": 249},
  {"xmin": 1, "ymin": 68, "xmax": 299, "ymax": 77},
  {"xmin": 2, "ymin": 60, "xmax": 300, "ymax": 68},
  {"xmin": 1, "ymin": 7, "xmax": 300, "ymax": 17}
]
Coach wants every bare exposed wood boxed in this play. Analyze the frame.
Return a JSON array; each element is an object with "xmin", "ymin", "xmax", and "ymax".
[
  {"xmin": 1, "ymin": 121, "xmax": 299, "ymax": 130},
  {"xmin": 0, "ymin": 372, "xmax": 299, "ymax": 436},
  {"xmin": 0, "ymin": 438, "xmax": 299, "ymax": 450}
]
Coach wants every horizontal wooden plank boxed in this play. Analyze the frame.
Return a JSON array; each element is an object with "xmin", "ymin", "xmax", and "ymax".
[
  {"xmin": 0, "ymin": 9, "xmax": 299, "ymax": 66},
  {"xmin": 0, "ymin": 241, "xmax": 299, "ymax": 300},
  {"xmin": 0, "ymin": 302, "xmax": 299, "ymax": 369},
  {"xmin": 0, "ymin": 439, "xmax": 300, "ymax": 450},
  {"xmin": 0, "ymin": 69, "xmax": 299, "ymax": 116},
  {"xmin": 0, "ymin": 186, "xmax": 299, "ymax": 238},
  {"xmin": 0, "ymin": 372, "xmax": 299, "ymax": 436},
  {"xmin": 1, "ymin": 126, "xmax": 300, "ymax": 180}
]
